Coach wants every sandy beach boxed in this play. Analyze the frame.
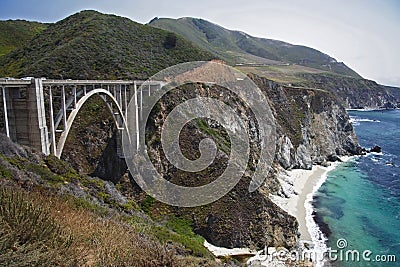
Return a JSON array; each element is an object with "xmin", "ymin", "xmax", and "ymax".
[
  {"xmin": 286, "ymin": 166, "xmax": 327, "ymax": 240},
  {"xmin": 205, "ymin": 157, "xmax": 353, "ymax": 260},
  {"xmin": 203, "ymin": 165, "xmax": 331, "ymax": 258},
  {"xmin": 271, "ymin": 158, "xmax": 353, "ymax": 242}
]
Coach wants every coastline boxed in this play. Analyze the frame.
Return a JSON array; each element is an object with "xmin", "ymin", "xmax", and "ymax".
[
  {"xmin": 206, "ymin": 156, "xmax": 356, "ymax": 264},
  {"xmin": 346, "ymin": 107, "xmax": 399, "ymax": 111},
  {"xmin": 289, "ymin": 165, "xmax": 328, "ymax": 241},
  {"xmin": 270, "ymin": 156, "xmax": 355, "ymax": 247}
]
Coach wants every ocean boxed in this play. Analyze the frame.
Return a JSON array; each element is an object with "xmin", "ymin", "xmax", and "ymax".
[{"xmin": 313, "ymin": 109, "xmax": 400, "ymax": 266}]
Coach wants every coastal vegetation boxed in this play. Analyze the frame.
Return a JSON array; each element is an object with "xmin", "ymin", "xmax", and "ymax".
[
  {"xmin": 0, "ymin": 135, "xmax": 221, "ymax": 266},
  {"xmin": 0, "ymin": 10, "xmax": 214, "ymax": 79},
  {"xmin": 0, "ymin": 20, "xmax": 47, "ymax": 57}
]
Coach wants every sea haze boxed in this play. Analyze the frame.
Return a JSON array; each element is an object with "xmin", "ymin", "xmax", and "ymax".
[{"xmin": 313, "ymin": 109, "xmax": 400, "ymax": 267}]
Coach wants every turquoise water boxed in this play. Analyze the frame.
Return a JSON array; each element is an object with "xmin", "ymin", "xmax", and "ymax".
[{"xmin": 313, "ymin": 109, "xmax": 400, "ymax": 266}]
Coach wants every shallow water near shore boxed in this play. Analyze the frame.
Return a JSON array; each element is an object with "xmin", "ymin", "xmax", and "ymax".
[{"xmin": 313, "ymin": 109, "xmax": 400, "ymax": 267}]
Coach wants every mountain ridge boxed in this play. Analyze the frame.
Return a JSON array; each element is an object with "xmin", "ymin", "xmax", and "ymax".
[
  {"xmin": 0, "ymin": 10, "xmax": 214, "ymax": 79},
  {"xmin": 149, "ymin": 17, "xmax": 361, "ymax": 78}
]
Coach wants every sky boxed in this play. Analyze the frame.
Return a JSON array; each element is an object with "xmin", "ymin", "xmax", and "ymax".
[{"xmin": 1, "ymin": 0, "xmax": 399, "ymax": 86}]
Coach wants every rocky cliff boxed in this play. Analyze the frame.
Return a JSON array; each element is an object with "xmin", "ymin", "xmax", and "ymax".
[
  {"xmin": 139, "ymin": 74, "xmax": 361, "ymax": 250},
  {"xmin": 251, "ymin": 75, "xmax": 362, "ymax": 171}
]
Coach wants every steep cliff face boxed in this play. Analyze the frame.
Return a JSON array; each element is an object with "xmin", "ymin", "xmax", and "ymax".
[
  {"xmin": 143, "ymin": 82, "xmax": 299, "ymax": 250},
  {"xmin": 251, "ymin": 75, "xmax": 362, "ymax": 171}
]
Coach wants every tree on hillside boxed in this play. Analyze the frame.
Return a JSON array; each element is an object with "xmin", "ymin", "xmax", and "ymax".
[{"xmin": 164, "ymin": 32, "xmax": 177, "ymax": 49}]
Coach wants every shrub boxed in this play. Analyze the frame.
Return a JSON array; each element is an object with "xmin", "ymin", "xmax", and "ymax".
[
  {"xmin": 0, "ymin": 162, "xmax": 12, "ymax": 179},
  {"xmin": 0, "ymin": 186, "xmax": 178, "ymax": 266},
  {"xmin": 141, "ymin": 195, "xmax": 156, "ymax": 213},
  {"xmin": 164, "ymin": 32, "xmax": 177, "ymax": 49},
  {"xmin": 0, "ymin": 188, "xmax": 79, "ymax": 267}
]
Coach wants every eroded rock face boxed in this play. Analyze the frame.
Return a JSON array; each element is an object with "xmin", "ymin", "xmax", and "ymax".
[
  {"xmin": 139, "ymin": 75, "xmax": 361, "ymax": 249},
  {"xmin": 252, "ymin": 74, "xmax": 362, "ymax": 172},
  {"xmin": 276, "ymin": 136, "xmax": 295, "ymax": 169}
]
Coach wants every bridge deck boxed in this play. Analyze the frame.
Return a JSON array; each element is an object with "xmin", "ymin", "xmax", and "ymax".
[{"xmin": 0, "ymin": 79, "xmax": 163, "ymax": 87}]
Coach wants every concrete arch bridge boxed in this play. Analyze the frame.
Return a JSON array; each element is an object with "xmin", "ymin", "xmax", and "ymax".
[{"xmin": 0, "ymin": 78, "xmax": 163, "ymax": 158}]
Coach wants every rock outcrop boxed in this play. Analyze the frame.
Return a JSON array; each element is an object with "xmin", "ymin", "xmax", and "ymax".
[{"xmin": 252, "ymin": 75, "xmax": 362, "ymax": 173}]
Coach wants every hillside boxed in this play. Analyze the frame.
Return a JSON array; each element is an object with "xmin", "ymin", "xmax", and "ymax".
[
  {"xmin": 237, "ymin": 65, "xmax": 400, "ymax": 109},
  {"xmin": 149, "ymin": 17, "xmax": 360, "ymax": 77},
  {"xmin": 0, "ymin": 134, "xmax": 223, "ymax": 266},
  {"xmin": 295, "ymin": 73, "xmax": 400, "ymax": 109},
  {"xmin": 148, "ymin": 17, "xmax": 400, "ymax": 109},
  {"xmin": 0, "ymin": 11, "xmax": 214, "ymax": 80},
  {"xmin": 0, "ymin": 20, "xmax": 47, "ymax": 57}
]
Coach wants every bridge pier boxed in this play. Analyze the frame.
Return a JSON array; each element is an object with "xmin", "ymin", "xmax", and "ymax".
[
  {"xmin": 1, "ymin": 86, "xmax": 10, "ymax": 138},
  {"xmin": 1, "ymin": 79, "xmax": 50, "ymax": 155},
  {"xmin": 31, "ymin": 78, "xmax": 50, "ymax": 155}
]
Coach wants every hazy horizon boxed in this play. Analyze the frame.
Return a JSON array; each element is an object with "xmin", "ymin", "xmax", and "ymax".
[{"xmin": 1, "ymin": 0, "xmax": 399, "ymax": 87}]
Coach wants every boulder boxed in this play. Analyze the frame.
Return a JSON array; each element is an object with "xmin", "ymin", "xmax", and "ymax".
[
  {"xmin": 370, "ymin": 145, "xmax": 382, "ymax": 153},
  {"xmin": 327, "ymin": 154, "xmax": 342, "ymax": 162}
]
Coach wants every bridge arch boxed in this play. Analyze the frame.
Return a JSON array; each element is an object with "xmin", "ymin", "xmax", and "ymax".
[{"xmin": 55, "ymin": 89, "xmax": 130, "ymax": 158}]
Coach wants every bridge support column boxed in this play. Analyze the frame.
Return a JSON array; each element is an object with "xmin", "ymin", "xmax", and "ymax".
[
  {"xmin": 134, "ymin": 82, "xmax": 140, "ymax": 151},
  {"xmin": 1, "ymin": 86, "xmax": 10, "ymax": 138},
  {"xmin": 48, "ymin": 86, "xmax": 57, "ymax": 155},
  {"xmin": 27, "ymin": 79, "xmax": 50, "ymax": 155}
]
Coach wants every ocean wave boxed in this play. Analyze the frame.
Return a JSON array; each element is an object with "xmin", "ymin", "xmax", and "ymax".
[
  {"xmin": 304, "ymin": 168, "xmax": 331, "ymax": 267},
  {"xmin": 305, "ymin": 157, "xmax": 355, "ymax": 267},
  {"xmin": 346, "ymin": 108, "xmax": 399, "ymax": 111},
  {"xmin": 347, "ymin": 108, "xmax": 377, "ymax": 111},
  {"xmin": 349, "ymin": 116, "xmax": 381, "ymax": 125}
]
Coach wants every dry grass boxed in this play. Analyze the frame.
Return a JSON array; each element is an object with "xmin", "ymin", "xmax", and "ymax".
[
  {"xmin": 0, "ymin": 187, "xmax": 82, "ymax": 267},
  {"xmin": 0, "ymin": 186, "xmax": 177, "ymax": 266}
]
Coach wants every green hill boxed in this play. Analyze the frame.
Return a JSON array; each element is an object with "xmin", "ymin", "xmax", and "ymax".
[
  {"xmin": 149, "ymin": 17, "xmax": 360, "ymax": 78},
  {"xmin": 0, "ymin": 20, "xmax": 47, "ymax": 57},
  {"xmin": 0, "ymin": 11, "xmax": 214, "ymax": 79},
  {"xmin": 148, "ymin": 17, "xmax": 400, "ymax": 109}
]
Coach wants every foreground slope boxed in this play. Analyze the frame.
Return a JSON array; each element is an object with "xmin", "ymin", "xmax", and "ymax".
[
  {"xmin": 149, "ymin": 17, "xmax": 360, "ymax": 77},
  {"xmin": 0, "ymin": 133, "xmax": 224, "ymax": 266},
  {"xmin": 0, "ymin": 11, "xmax": 214, "ymax": 79}
]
